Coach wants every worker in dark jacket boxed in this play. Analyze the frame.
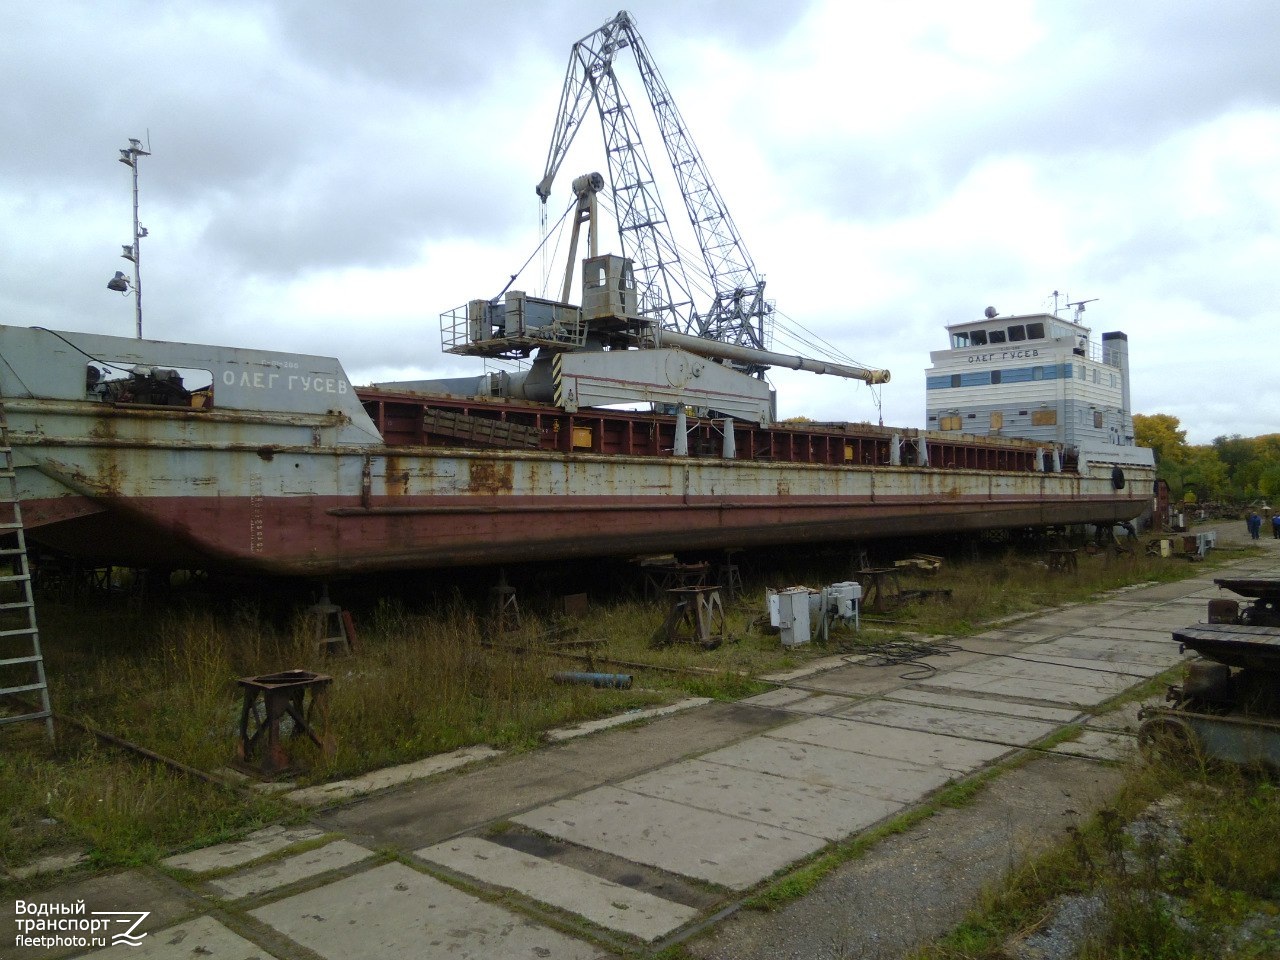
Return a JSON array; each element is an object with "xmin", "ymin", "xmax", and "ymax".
[
  {"xmin": 1246, "ymin": 512, "xmax": 1262, "ymax": 540},
  {"xmin": 1272, "ymin": 513, "xmax": 1280, "ymax": 539}
]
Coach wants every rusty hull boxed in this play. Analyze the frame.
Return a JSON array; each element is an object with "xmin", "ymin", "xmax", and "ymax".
[
  {"xmin": 15, "ymin": 431, "xmax": 1149, "ymax": 575},
  {"xmin": 0, "ymin": 325, "xmax": 1154, "ymax": 576}
]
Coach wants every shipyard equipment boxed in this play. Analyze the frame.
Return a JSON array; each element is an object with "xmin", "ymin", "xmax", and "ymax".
[
  {"xmin": 767, "ymin": 581, "xmax": 862, "ymax": 647},
  {"xmin": 0, "ymin": 17, "xmax": 1154, "ymax": 581},
  {"xmin": 437, "ymin": 10, "xmax": 890, "ymax": 425},
  {"xmin": 1139, "ymin": 577, "xmax": 1280, "ymax": 768},
  {"xmin": 536, "ymin": 11, "xmax": 770, "ymax": 355}
]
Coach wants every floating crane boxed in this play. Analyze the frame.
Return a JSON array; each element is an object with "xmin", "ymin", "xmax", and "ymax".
[
  {"xmin": 536, "ymin": 10, "xmax": 772, "ymax": 363},
  {"xmin": 439, "ymin": 11, "xmax": 887, "ymax": 426}
]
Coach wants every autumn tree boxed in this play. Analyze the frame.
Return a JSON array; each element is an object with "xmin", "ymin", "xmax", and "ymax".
[
  {"xmin": 1133, "ymin": 413, "xmax": 1188, "ymax": 465},
  {"xmin": 1180, "ymin": 447, "xmax": 1230, "ymax": 501},
  {"xmin": 1137, "ymin": 416, "xmax": 1280, "ymax": 504}
]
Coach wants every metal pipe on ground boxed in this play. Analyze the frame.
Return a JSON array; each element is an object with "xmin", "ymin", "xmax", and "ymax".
[
  {"xmin": 479, "ymin": 641, "xmax": 750, "ymax": 679},
  {"xmin": 552, "ymin": 671, "xmax": 633, "ymax": 689},
  {"xmin": 36, "ymin": 706, "xmax": 240, "ymax": 789}
]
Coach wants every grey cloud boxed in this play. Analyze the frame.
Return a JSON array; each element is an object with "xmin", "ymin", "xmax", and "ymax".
[
  {"xmin": 268, "ymin": 0, "xmax": 812, "ymax": 92},
  {"xmin": 784, "ymin": 2, "xmax": 1280, "ymax": 223},
  {"xmin": 7, "ymin": 0, "xmax": 814, "ymax": 284}
]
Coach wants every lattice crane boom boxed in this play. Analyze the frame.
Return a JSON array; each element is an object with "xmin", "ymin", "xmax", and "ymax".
[
  {"xmin": 537, "ymin": 10, "xmax": 772, "ymax": 360},
  {"xmin": 537, "ymin": 13, "xmax": 698, "ymax": 336}
]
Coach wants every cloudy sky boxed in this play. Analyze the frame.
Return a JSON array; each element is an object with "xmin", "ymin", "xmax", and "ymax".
[{"xmin": 5, "ymin": 1, "xmax": 1278, "ymax": 443}]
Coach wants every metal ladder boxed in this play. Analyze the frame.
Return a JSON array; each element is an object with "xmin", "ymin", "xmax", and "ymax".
[{"xmin": 0, "ymin": 401, "xmax": 54, "ymax": 741}]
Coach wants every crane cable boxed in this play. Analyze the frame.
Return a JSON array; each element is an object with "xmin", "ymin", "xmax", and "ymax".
[{"xmin": 492, "ymin": 196, "xmax": 577, "ymax": 303}]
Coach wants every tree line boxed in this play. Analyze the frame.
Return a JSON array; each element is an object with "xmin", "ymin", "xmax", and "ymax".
[{"xmin": 1134, "ymin": 414, "xmax": 1280, "ymax": 505}]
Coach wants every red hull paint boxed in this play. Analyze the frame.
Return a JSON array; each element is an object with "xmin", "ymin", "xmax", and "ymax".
[{"xmin": 24, "ymin": 490, "xmax": 1150, "ymax": 575}]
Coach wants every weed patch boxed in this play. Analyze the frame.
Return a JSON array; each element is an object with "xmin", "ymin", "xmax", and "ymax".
[
  {"xmin": 0, "ymin": 732, "xmax": 290, "ymax": 894},
  {"xmin": 915, "ymin": 755, "xmax": 1280, "ymax": 960}
]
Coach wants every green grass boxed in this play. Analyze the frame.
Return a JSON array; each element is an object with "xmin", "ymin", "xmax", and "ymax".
[
  {"xmin": 0, "ymin": 729, "xmax": 292, "ymax": 893},
  {"xmin": 913, "ymin": 755, "xmax": 1280, "ymax": 960},
  {"xmin": 36, "ymin": 597, "xmax": 679, "ymax": 782},
  {"xmin": 862, "ymin": 546, "xmax": 1222, "ymax": 638}
]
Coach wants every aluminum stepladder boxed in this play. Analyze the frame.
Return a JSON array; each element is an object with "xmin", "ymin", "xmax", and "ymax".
[{"xmin": 0, "ymin": 400, "xmax": 53, "ymax": 741}]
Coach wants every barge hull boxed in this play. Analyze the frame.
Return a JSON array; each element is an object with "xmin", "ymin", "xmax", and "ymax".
[
  {"xmin": 0, "ymin": 325, "xmax": 1154, "ymax": 576},
  {"xmin": 19, "ymin": 487, "xmax": 1147, "ymax": 576}
]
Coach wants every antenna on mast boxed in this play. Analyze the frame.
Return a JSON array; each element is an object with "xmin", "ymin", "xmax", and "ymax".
[{"xmin": 1067, "ymin": 298, "xmax": 1098, "ymax": 323}]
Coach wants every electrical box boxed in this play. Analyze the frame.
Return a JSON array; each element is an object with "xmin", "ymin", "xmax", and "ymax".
[
  {"xmin": 772, "ymin": 586, "xmax": 812, "ymax": 648},
  {"xmin": 572, "ymin": 427, "xmax": 593, "ymax": 449},
  {"xmin": 827, "ymin": 581, "xmax": 861, "ymax": 619}
]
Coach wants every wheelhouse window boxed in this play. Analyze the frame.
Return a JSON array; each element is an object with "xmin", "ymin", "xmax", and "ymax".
[
  {"xmin": 88, "ymin": 363, "xmax": 214, "ymax": 409},
  {"xmin": 988, "ymin": 329, "xmax": 1006, "ymax": 344},
  {"xmin": 1026, "ymin": 321, "xmax": 1045, "ymax": 339},
  {"xmin": 1007, "ymin": 324, "xmax": 1026, "ymax": 342}
]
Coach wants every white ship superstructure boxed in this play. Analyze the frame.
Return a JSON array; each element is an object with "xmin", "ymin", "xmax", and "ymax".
[{"xmin": 925, "ymin": 308, "xmax": 1154, "ymax": 473}]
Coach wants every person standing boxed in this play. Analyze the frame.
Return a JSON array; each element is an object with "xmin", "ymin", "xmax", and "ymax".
[
  {"xmin": 1247, "ymin": 511, "xmax": 1262, "ymax": 540},
  {"xmin": 1272, "ymin": 513, "xmax": 1280, "ymax": 539}
]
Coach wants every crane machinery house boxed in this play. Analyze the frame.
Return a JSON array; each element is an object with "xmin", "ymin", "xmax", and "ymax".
[{"xmin": 925, "ymin": 306, "xmax": 1154, "ymax": 479}]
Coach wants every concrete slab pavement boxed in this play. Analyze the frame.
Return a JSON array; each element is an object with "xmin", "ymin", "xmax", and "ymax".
[
  {"xmin": 6, "ymin": 871, "xmax": 198, "ymax": 960},
  {"xmin": 915, "ymin": 667, "xmax": 1131, "ymax": 705},
  {"xmin": 161, "ymin": 825, "xmax": 324, "ymax": 875},
  {"xmin": 417, "ymin": 836, "xmax": 699, "ymax": 941},
  {"xmin": 765, "ymin": 715, "xmax": 1013, "ymax": 774},
  {"xmin": 250, "ymin": 861, "xmax": 608, "ymax": 960},
  {"xmin": 700, "ymin": 736, "xmax": 957, "ymax": 805},
  {"xmin": 318, "ymin": 700, "xmax": 790, "ymax": 850},
  {"xmin": 617, "ymin": 756, "xmax": 902, "ymax": 840},
  {"xmin": 1030, "ymin": 635, "xmax": 1184, "ymax": 667},
  {"xmin": 513, "ymin": 784, "xmax": 829, "ymax": 890},
  {"xmin": 883, "ymin": 687, "xmax": 1083, "ymax": 724},
  {"xmin": 207, "ymin": 840, "xmax": 373, "ymax": 900},
  {"xmin": 1051, "ymin": 729, "xmax": 1138, "ymax": 762},
  {"xmin": 286, "ymin": 746, "xmax": 502, "ymax": 807},
  {"xmin": 836, "ymin": 698, "xmax": 1062, "ymax": 744},
  {"xmin": 69, "ymin": 915, "xmax": 263, "ymax": 960}
]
